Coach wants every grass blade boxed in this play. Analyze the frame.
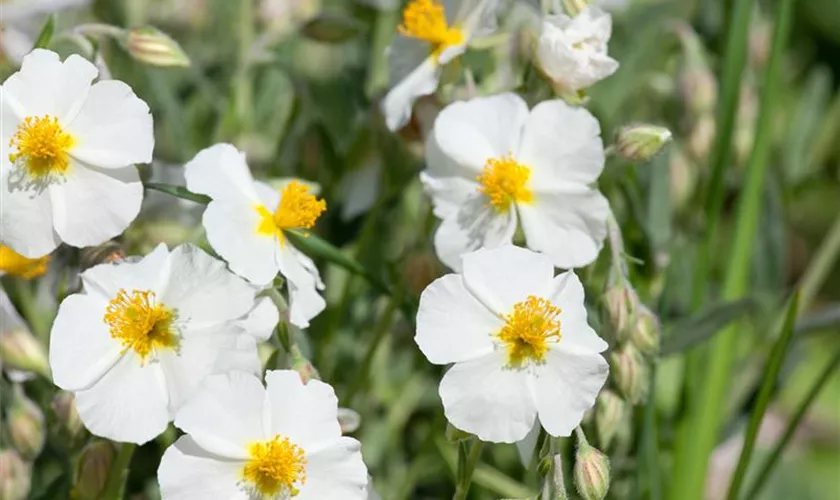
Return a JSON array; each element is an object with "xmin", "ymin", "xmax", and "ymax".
[
  {"xmin": 661, "ymin": 299, "xmax": 756, "ymax": 356},
  {"xmin": 726, "ymin": 293, "xmax": 800, "ymax": 499},
  {"xmin": 33, "ymin": 15, "xmax": 55, "ymax": 49},
  {"xmin": 144, "ymin": 182, "xmax": 211, "ymax": 205}
]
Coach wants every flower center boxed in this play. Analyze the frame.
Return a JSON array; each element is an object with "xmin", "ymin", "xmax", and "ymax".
[
  {"xmin": 103, "ymin": 289, "xmax": 179, "ymax": 361},
  {"xmin": 477, "ymin": 155, "xmax": 533, "ymax": 212},
  {"xmin": 0, "ymin": 246, "xmax": 50, "ymax": 280},
  {"xmin": 398, "ymin": 0, "xmax": 465, "ymax": 57},
  {"xmin": 241, "ymin": 436, "xmax": 307, "ymax": 499},
  {"xmin": 496, "ymin": 296, "xmax": 562, "ymax": 367},
  {"xmin": 8, "ymin": 115, "xmax": 75, "ymax": 182},
  {"xmin": 256, "ymin": 181, "xmax": 327, "ymax": 240}
]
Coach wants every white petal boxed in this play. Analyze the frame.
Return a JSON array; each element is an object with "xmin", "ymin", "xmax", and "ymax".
[
  {"xmin": 459, "ymin": 0, "xmax": 499, "ymax": 38},
  {"xmin": 548, "ymin": 271, "xmax": 608, "ymax": 353},
  {"xmin": 80, "ymin": 243, "xmax": 171, "ymax": 299},
  {"xmin": 49, "ymin": 294, "xmax": 121, "ymax": 391},
  {"xmin": 253, "ymin": 180, "xmax": 281, "ymax": 209},
  {"xmin": 49, "ymin": 163, "xmax": 142, "ymax": 248},
  {"xmin": 162, "ymin": 244, "xmax": 256, "ymax": 327},
  {"xmin": 439, "ymin": 351, "xmax": 537, "ymax": 443},
  {"xmin": 265, "ymin": 370, "xmax": 342, "ymax": 450},
  {"xmin": 201, "ymin": 201, "xmax": 280, "ymax": 286},
  {"xmin": 288, "ymin": 279, "xmax": 326, "ymax": 329},
  {"xmin": 461, "ymin": 245, "xmax": 554, "ymax": 314},
  {"xmin": 518, "ymin": 188, "xmax": 609, "ymax": 269},
  {"xmin": 531, "ymin": 350, "xmax": 608, "ymax": 437},
  {"xmin": 381, "ymin": 57, "xmax": 439, "ymax": 131},
  {"xmin": 515, "ymin": 421, "xmax": 541, "ymax": 467},
  {"xmin": 433, "ymin": 93, "xmax": 529, "ymax": 173},
  {"xmin": 416, "ymin": 274, "xmax": 499, "ymax": 364},
  {"xmin": 173, "ymin": 371, "xmax": 267, "ymax": 459},
  {"xmin": 517, "ymin": 100, "xmax": 605, "ymax": 186},
  {"xmin": 278, "ymin": 245, "xmax": 325, "ymax": 328},
  {"xmin": 0, "ymin": 165, "xmax": 59, "ymax": 258},
  {"xmin": 184, "ymin": 144, "xmax": 261, "ymax": 203},
  {"xmin": 214, "ymin": 334, "xmax": 262, "ymax": 375},
  {"xmin": 66, "ymin": 80, "xmax": 153, "ymax": 168},
  {"xmin": 236, "ymin": 297, "xmax": 279, "ymax": 341},
  {"xmin": 74, "ymin": 353, "xmax": 169, "ymax": 444},
  {"xmin": 297, "ymin": 437, "xmax": 368, "ymax": 500},
  {"xmin": 1, "ymin": 50, "xmax": 96, "ymax": 122},
  {"xmin": 432, "ymin": 193, "xmax": 516, "ymax": 271},
  {"xmin": 158, "ymin": 436, "xmax": 249, "ymax": 500},
  {"xmin": 419, "ymin": 172, "xmax": 477, "ymax": 220},
  {"xmin": 159, "ymin": 329, "xmax": 233, "ymax": 416}
]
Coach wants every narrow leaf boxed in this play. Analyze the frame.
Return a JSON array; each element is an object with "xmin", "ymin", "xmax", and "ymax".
[
  {"xmin": 144, "ymin": 182, "xmax": 210, "ymax": 205},
  {"xmin": 33, "ymin": 15, "xmax": 56, "ymax": 49},
  {"xmin": 661, "ymin": 299, "xmax": 756, "ymax": 356}
]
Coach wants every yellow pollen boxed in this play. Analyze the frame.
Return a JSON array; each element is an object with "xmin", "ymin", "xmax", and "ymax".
[
  {"xmin": 0, "ymin": 246, "xmax": 50, "ymax": 279},
  {"xmin": 497, "ymin": 296, "xmax": 562, "ymax": 367},
  {"xmin": 103, "ymin": 289, "xmax": 179, "ymax": 360},
  {"xmin": 398, "ymin": 0, "xmax": 465, "ymax": 57},
  {"xmin": 242, "ymin": 436, "xmax": 307, "ymax": 498},
  {"xmin": 477, "ymin": 155, "xmax": 533, "ymax": 211},
  {"xmin": 8, "ymin": 115, "xmax": 75, "ymax": 180},
  {"xmin": 256, "ymin": 181, "xmax": 327, "ymax": 240}
]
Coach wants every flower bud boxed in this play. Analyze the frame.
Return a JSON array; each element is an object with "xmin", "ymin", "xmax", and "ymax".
[
  {"xmin": 50, "ymin": 391, "xmax": 86, "ymax": 448},
  {"xmin": 123, "ymin": 26, "xmax": 190, "ymax": 68},
  {"xmin": 615, "ymin": 125, "xmax": 672, "ymax": 164},
  {"xmin": 676, "ymin": 24, "xmax": 717, "ymax": 116},
  {"xmin": 75, "ymin": 441, "xmax": 115, "ymax": 500},
  {"xmin": 337, "ymin": 408, "xmax": 361, "ymax": 434},
  {"xmin": 595, "ymin": 389, "xmax": 625, "ymax": 449},
  {"xmin": 574, "ymin": 439, "xmax": 610, "ymax": 500},
  {"xmin": 0, "ymin": 328, "xmax": 50, "ymax": 378},
  {"xmin": 669, "ymin": 146, "xmax": 696, "ymax": 212},
  {"xmin": 686, "ymin": 114, "xmax": 715, "ymax": 161},
  {"xmin": 609, "ymin": 344, "xmax": 649, "ymax": 405},
  {"xmin": 603, "ymin": 284, "xmax": 637, "ymax": 343},
  {"xmin": 0, "ymin": 449, "xmax": 31, "ymax": 500},
  {"xmin": 7, "ymin": 386, "xmax": 45, "ymax": 460},
  {"xmin": 0, "ymin": 246, "xmax": 49, "ymax": 279},
  {"xmin": 290, "ymin": 345, "xmax": 320, "ymax": 383},
  {"xmin": 630, "ymin": 306, "xmax": 661, "ymax": 356}
]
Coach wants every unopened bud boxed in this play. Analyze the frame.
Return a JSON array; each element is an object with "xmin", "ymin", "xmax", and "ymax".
[
  {"xmin": 603, "ymin": 284, "xmax": 637, "ymax": 343},
  {"xmin": 609, "ymin": 344, "xmax": 649, "ymax": 405},
  {"xmin": 615, "ymin": 125, "xmax": 672, "ymax": 163},
  {"xmin": 50, "ymin": 391, "xmax": 86, "ymax": 448},
  {"xmin": 0, "ymin": 328, "xmax": 50, "ymax": 378},
  {"xmin": 676, "ymin": 23, "xmax": 717, "ymax": 115},
  {"xmin": 574, "ymin": 435, "xmax": 610, "ymax": 500},
  {"xmin": 686, "ymin": 114, "xmax": 715, "ymax": 161},
  {"xmin": 595, "ymin": 390, "xmax": 625, "ymax": 449},
  {"xmin": 290, "ymin": 345, "xmax": 320, "ymax": 383},
  {"xmin": 0, "ymin": 246, "xmax": 49, "ymax": 279},
  {"xmin": 630, "ymin": 306, "xmax": 661, "ymax": 356},
  {"xmin": 0, "ymin": 449, "xmax": 31, "ymax": 500},
  {"xmin": 337, "ymin": 408, "xmax": 361, "ymax": 434},
  {"xmin": 7, "ymin": 386, "xmax": 45, "ymax": 460},
  {"xmin": 669, "ymin": 146, "xmax": 696, "ymax": 212},
  {"xmin": 75, "ymin": 442, "xmax": 115, "ymax": 500},
  {"xmin": 123, "ymin": 26, "xmax": 190, "ymax": 67}
]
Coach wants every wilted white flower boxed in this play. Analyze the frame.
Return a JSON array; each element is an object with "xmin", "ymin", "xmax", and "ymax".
[
  {"xmin": 0, "ymin": 0, "xmax": 90, "ymax": 63},
  {"xmin": 158, "ymin": 370, "xmax": 369, "ymax": 499},
  {"xmin": 0, "ymin": 49, "xmax": 153, "ymax": 259},
  {"xmin": 421, "ymin": 93, "xmax": 609, "ymax": 270},
  {"xmin": 381, "ymin": 0, "xmax": 497, "ymax": 131},
  {"xmin": 49, "ymin": 244, "xmax": 265, "ymax": 444},
  {"xmin": 415, "ymin": 246, "xmax": 609, "ymax": 443},
  {"xmin": 537, "ymin": 6, "xmax": 618, "ymax": 92}
]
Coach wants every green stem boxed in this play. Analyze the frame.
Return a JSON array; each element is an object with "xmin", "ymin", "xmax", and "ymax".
[
  {"xmin": 453, "ymin": 439, "xmax": 484, "ymax": 500},
  {"xmin": 101, "ymin": 442, "xmax": 135, "ymax": 500}
]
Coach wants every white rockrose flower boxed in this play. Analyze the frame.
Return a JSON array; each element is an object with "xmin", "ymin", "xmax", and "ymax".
[
  {"xmin": 537, "ymin": 5, "xmax": 619, "ymax": 92},
  {"xmin": 0, "ymin": 0, "xmax": 90, "ymax": 63},
  {"xmin": 0, "ymin": 49, "xmax": 153, "ymax": 258},
  {"xmin": 421, "ymin": 93, "xmax": 609, "ymax": 271},
  {"xmin": 381, "ymin": 0, "xmax": 497, "ymax": 131},
  {"xmin": 184, "ymin": 144, "xmax": 327, "ymax": 328},
  {"xmin": 158, "ymin": 370, "xmax": 369, "ymax": 499},
  {"xmin": 415, "ymin": 245, "xmax": 609, "ymax": 443},
  {"xmin": 48, "ymin": 244, "xmax": 265, "ymax": 444}
]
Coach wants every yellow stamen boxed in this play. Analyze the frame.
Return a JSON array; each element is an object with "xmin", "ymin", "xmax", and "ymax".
[
  {"xmin": 496, "ymin": 295, "xmax": 562, "ymax": 367},
  {"xmin": 241, "ymin": 435, "xmax": 307, "ymax": 498},
  {"xmin": 256, "ymin": 181, "xmax": 327, "ymax": 241},
  {"xmin": 398, "ymin": 0, "xmax": 465, "ymax": 57},
  {"xmin": 103, "ymin": 289, "xmax": 179, "ymax": 361},
  {"xmin": 0, "ymin": 246, "xmax": 50, "ymax": 280},
  {"xmin": 8, "ymin": 115, "xmax": 75, "ymax": 181},
  {"xmin": 477, "ymin": 155, "xmax": 533, "ymax": 212}
]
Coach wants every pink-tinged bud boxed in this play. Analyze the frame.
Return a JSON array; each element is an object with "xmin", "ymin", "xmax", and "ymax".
[
  {"xmin": 595, "ymin": 389, "xmax": 626, "ymax": 449},
  {"xmin": 124, "ymin": 26, "xmax": 190, "ymax": 67},
  {"xmin": 609, "ymin": 344, "xmax": 649, "ymax": 405},
  {"xmin": 50, "ymin": 391, "xmax": 86, "ymax": 448},
  {"xmin": 574, "ymin": 434, "xmax": 611, "ymax": 500},
  {"xmin": 0, "ymin": 449, "xmax": 31, "ymax": 500},
  {"xmin": 630, "ymin": 306, "xmax": 661, "ymax": 356},
  {"xmin": 79, "ymin": 241, "xmax": 126, "ymax": 272},
  {"xmin": 290, "ymin": 345, "xmax": 320, "ymax": 383},
  {"xmin": 75, "ymin": 442, "xmax": 115, "ymax": 500},
  {"xmin": 615, "ymin": 125, "xmax": 672, "ymax": 164},
  {"xmin": 0, "ymin": 328, "xmax": 50, "ymax": 378},
  {"xmin": 603, "ymin": 284, "xmax": 637, "ymax": 343},
  {"xmin": 7, "ymin": 386, "xmax": 45, "ymax": 460}
]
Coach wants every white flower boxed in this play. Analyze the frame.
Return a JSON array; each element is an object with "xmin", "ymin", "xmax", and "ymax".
[
  {"xmin": 0, "ymin": 1, "xmax": 90, "ymax": 63},
  {"xmin": 158, "ymin": 370, "xmax": 369, "ymax": 499},
  {"xmin": 421, "ymin": 93, "xmax": 609, "ymax": 271},
  {"xmin": 537, "ymin": 6, "xmax": 619, "ymax": 92},
  {"xmin": 381, "ymin": 0, "xmax": 497, "ymax": 131},
  {"xmin": 48, "ymin": 243, "xmax": 265, "ymax": 444},
  {"xmin": 415, "ymin": 245, "xmax": 609, "ymax": 443},
  {"xmin": 0, "ymin": 49, "xmax": 153, "ymax": 258},
  {"xmin": 184, "ymin": 144, "xmax": 327, "ymax": 328}
]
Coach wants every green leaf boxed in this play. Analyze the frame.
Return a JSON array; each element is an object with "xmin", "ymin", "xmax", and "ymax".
[
  {"xmin": 144, "ymin": 182, "xmax": 211, "ymax": 205},
  {"xmin": 661, "ymin": 299, "xmax": 757, "ymax": 356},
  {"xmin": 726, "ymin": 292, "xmax": 799, "ymax": 500},
  {"xmin": 33, "ymin": 15, "xmax": 56, "ymax": 49},
  {"xmin": 300, "ymin": 14, "xmax": 365, "ymax": 44}
]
